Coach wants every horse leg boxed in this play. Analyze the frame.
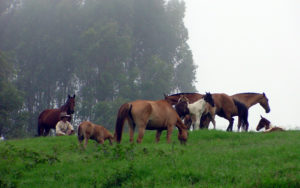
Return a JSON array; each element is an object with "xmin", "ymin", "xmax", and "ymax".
[
  {"xmin": 84, "ymin": 137, "xmax": 89, "ymax": 149},
  {"xmin": 137, "ymin": 127, "xmax": 146, "ymax": 143},
  {"xmin": 128, "ymin": 118, "xmax": 135, "ymax": 143},
  {"xmin": 166, "ymin": 125, "xmax": 174, "ymax": 143},
  {"xmin": 211, "ymin": 115, "xmax": 216, "ymax": 130},
  {"xmin": 237, "ymin": 117, "xmax": 242, "ymax": 132},
  {"xmin": 44, "ymin": 128, "xmax": 50, "ymax": 136},
  {"xmin": 156, "ymin": 130, "xmax": 162, "ymax": 143},
  {"xmin": 226, "ymin": 117, "xmax": 234, "ymax": 132}
]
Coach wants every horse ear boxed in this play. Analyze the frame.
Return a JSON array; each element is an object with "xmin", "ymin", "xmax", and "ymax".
[
  {"xmin": 260, "ymin": 115, "xmax": 263, "ymax": 118},
  {"xmin": 263, "ymin": 92, "xmax": 266, "ymax": 96},
  {"xmin": 73, "ymin": 94, "xmax": 76, "ymax": 98}
]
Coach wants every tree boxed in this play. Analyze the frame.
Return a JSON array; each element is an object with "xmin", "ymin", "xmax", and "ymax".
[{"xmin": 0, "ymin": 51, "xmax": 24, "ymax": 138}]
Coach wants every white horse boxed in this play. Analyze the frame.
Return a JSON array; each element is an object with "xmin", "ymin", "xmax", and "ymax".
[{"xmin": 178, "ymin": 93, "xmax": 215, "ymax": 130}]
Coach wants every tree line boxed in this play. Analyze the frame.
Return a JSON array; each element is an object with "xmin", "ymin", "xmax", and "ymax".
[{"xmin": 0, "ymin": 0, "xmax": 196, "ymax": 138}]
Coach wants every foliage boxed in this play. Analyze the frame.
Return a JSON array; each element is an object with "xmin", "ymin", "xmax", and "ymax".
[
  {"xmin": 0, "ymin": 130, "xmax": 300, "ymax": 187},
  {"xmin": 0, "ymin": 0, "xmax": 196, "ymax": 137},
  {"xmin": 0, "ymin": 52, "xmax": 24, "ymax": 138}
]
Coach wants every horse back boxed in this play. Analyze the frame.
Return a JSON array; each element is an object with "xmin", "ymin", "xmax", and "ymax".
[{"xmin": 38, "ymin": 109, "xmax": 61, "ymax": 128}]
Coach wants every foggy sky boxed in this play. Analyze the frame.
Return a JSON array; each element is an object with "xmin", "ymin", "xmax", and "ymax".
[{"xmin": 184, "ymin": 0, "xmax": 300, "ymax": 131}]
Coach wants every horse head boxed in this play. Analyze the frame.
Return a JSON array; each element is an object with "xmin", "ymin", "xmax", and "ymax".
[
  {"xmin": 175, "ymin": 95, "xmax": 190, "ymax": 118},
  {"xmin": 66, "ymin": 94, "xmax": 76, "ymax": 114},
  {"xmin": 178, "ymin": 126, "xmax": 188, "ymax": 145},
  {"xmin": 203, "ymin": 92, "xmax": 215, "ymax": 107},
  {"xmin": 256, "ymin": 115, "xmax": 271, "ymax": 131},
  {"xmin": 259, "ymin": 93, "xmax": 270, "ymax": 113}
]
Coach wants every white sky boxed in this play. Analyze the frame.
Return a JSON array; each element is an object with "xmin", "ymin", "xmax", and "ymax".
[{"xmin": 184, "ymin": 0, "xmax": 300, "ymax": 131}]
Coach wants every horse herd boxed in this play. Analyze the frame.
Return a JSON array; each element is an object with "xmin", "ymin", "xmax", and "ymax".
[{"xmin": 37, "ymin": 92, "xmax": 284, "ymax": 146}]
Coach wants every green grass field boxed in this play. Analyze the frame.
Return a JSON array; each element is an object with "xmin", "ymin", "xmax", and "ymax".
[{"xmin": 1, "ymin": 130, "xmax": 300, "ymax": 188}]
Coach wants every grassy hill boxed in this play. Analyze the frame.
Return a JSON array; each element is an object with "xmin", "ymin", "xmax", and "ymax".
[{"xmin": 1, "ymin": 130, "xmax": 300, "ymax": 187}]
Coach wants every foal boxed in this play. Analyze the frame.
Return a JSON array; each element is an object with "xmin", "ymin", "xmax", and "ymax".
[
  {"xmin": 256, "ymin": 116, "xmax": 284, "ymax": 133},
  {"xmin": 78, "ymin": 121, "xmax": 113, "ymax": 149},
  {"xmin": 178, "ymin": 92, "xmax": 215, "ymax": 130}
]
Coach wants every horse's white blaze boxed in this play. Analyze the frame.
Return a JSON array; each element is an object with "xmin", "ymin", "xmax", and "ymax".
[{"xmin": 187, "ymin": 99, "xmax": 207, "ymax": 130}]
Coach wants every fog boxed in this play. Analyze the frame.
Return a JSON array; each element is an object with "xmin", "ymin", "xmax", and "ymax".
[{"xmin": 184, "ymin": 0, "xmax": 300, "ymax": 131}]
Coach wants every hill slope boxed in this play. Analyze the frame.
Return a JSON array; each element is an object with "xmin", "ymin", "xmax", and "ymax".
[{"xmin": 1, "ymin": 130, "xmax": 300, "ymax": 187}]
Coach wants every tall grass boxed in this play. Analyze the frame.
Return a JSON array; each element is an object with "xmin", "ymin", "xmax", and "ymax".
[{"xmin": 0, "ymin": 130, "xmax": 300, "ymax": 187}]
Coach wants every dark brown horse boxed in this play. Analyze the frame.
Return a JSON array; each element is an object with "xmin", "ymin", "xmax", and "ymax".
[
  {"xmin": 114, "ymin": 99, "xmax": 188, "ymax": 144},
  {"xmin": 37, "ymin": 94, "xmax": 75, "ymax": 136},
  {"xmin": 256, "ymin": 115, "xmax": 284, "ymax": 133},
  {"xmin": 168, "ymin": 93, "xmax": 249, "ymax": 131}
]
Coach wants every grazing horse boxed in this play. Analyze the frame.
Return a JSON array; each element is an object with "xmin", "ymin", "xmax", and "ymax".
[
  {"xmin": 78, "ymin": 121, "xmax": 113, "ymax": 149},
  {"xmin": 177, "ymin": 93, "xmax": 215, "ymax": 130},
  {"xmin": 256, "ymin": 116, "xmax": 284, "ymax": 133},
  {"xmin": 114, "ymin": 99, "xmax": 188, "ymax": 144},
  {"xmin": 37, "ymin": 94, "xmax": 75, "ymax": 136},
  {"xmin": 231, "ymin": 92, "xmax": 270, "ymax": 131}
]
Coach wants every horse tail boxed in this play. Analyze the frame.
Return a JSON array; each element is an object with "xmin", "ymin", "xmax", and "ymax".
[
  {"xmin": 114, "ymin": 103, "xmax": 132, "ymax": 143},
  {"xmin": 234, "ymin": 99, "xmax": 249, "ymax": 128}
]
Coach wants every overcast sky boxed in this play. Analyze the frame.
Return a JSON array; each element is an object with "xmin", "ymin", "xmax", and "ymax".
[{"xmin": 184, "ymin": 0, "xmax": 300, "ymax": 131}]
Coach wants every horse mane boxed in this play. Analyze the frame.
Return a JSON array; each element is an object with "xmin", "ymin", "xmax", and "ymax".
[{"xmin": 234, "ymin": 92, "xmax": 260, "ymax": 95}]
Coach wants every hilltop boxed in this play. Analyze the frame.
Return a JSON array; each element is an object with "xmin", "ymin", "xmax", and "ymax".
[{"xmin": 1, "ymin": 130, "xmax": 300, "ymax": 187}]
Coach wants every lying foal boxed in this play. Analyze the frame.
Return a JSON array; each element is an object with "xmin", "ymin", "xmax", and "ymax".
[
  {"xmin": 256, "ymin": 115, "xmax": 284, "ymax": 133},
  {"xmin": 78, "ymin": 121, "xmax": 113, "ymax": 149}
]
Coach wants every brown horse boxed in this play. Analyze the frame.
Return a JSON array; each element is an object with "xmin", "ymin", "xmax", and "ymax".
[
  {"xmin": 200, "ymin": 92, "xmax": 270, "ymax": 131},
  {"xmin": 78, "ymin": 121, "xmax": 113, "ymax": 149},
  {"xmin": 231, "ymin": 92, "xmax": 270, "ymax": 131},
  {"xmin": 164, "ymin": 92, "xmax": 203, "ymax": 106},
  {"xmin": 114, "ymin": 99, "xmax": 188, "ymax": 144},
  {"xmin": 169, "ymin": 93, "xmax": 249, "ymax": 131},
  {"xmin": 256, "ymin": 116, "xmax": 284, "ymax": 133},
  {"xmin": 37, "ymin": 94, "xmax": 75, "ymax": 136}
]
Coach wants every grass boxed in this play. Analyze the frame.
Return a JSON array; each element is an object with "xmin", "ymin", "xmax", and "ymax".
[{"xmin": 0, "ymin": 130, "xmax": 300, "ymax": 187}]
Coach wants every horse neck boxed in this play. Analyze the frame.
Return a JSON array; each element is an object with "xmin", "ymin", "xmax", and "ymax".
[
  {"xmin": 187, "ymin": 99, "xmax": 206, "ymax": 114},
  {"xmin": 235, "ymin": 93, "xmax": 262, "ymax": 108},
  {"xmin": 60, "ymin": 102, "xmax": 69, "ymax": 113}
]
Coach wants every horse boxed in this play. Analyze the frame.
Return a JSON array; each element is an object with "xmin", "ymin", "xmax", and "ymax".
[
  {"xmin": 78, "ymin": 121, "xmax": 113, "ymax": 149},
  {"xmin": 231, "ymin": 92, "xmax": 270, "ymax": 131},
  {"xmin": 164, "ymin": 92, "xmax": 203, "ymax": 106},
  {"xmin": 37, "ymin": 94, "xmax": 75, "ymax": 136},
  {"xmin": 114, "ymin": 99, "xmax": 188, "ymax": 144},
  {"xmin": 165, "ymin": 92, "xmax": 214, "ymax": 129},
  {"xmin": 256, "ymin": 115, "xmax": 284, "ymax": 133},
  {"xmin": 170, "ymin": 92, "xmax": 249, "ymax": 131},
  {"xmin": 177, "ymin": 92, "xmax": 215, "ymax": 130}
]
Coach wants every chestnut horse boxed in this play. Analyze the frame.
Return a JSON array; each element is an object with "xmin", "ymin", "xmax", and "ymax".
[
  {"xmin": 177, "ymin": 93, "xmax": 215, "ymax": 130},
  {"xmin": 37, "ymin": 94, "xmax": 75, "ymax": 136},
  {"xmin": 256, "ymin": 116, "xmax": 284, "ymax": 133},
  {"xmin": 168, "ymin": 93, "xmax": 249, "ymax": 131},
  {"xmin": 114, "ymin": 99, "xmax": 188, "ymax": 144}
]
